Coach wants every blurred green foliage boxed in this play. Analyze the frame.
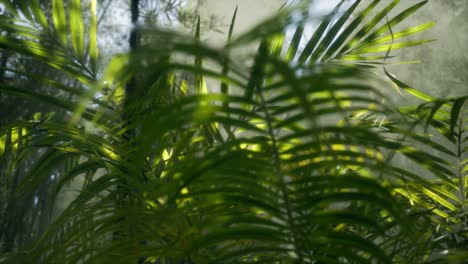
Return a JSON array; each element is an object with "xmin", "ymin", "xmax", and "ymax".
[{"xmin": 0, "ymin": 0, "xmax": 467, "ymax": 263}]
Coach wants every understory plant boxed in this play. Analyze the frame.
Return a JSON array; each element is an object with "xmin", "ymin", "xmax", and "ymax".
[{"xmin": 0, "ymin": 0, "xmax": 467, "ymax": 263}]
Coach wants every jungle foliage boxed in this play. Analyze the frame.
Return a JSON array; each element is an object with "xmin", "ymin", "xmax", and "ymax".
[{"xmin": 0, "ymin": 0, "xmax": 467, "ymax": 263}]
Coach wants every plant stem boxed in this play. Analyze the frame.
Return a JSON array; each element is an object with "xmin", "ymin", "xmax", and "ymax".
[
  {"xmin": 254, "ymin": 55, "xmax": 305, "ymax": 262},
  {"xmin": 457, "ymin": 110, "xmax": 465, "ymax": 209}
]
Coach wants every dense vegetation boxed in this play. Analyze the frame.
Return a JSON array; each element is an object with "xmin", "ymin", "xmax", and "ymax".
[{"xmin": 0, "ymin": 0, "xmax": 467, "ymax": 263}]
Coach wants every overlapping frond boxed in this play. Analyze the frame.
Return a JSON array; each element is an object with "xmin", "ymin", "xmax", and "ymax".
[
  {"xmin": 0, "ymin": 1, "xmax": 455, "ymax": 263},
  {"xmin": 397, "ymin": 96, "xmax": 468, "ymax": 259},
  {"xmin": 354, "ymin": 74, "xmax": 468, "ymax": 261},
  {"xmin": 0, "ymin": 0, "xmax": 98, "ymax": 81}
]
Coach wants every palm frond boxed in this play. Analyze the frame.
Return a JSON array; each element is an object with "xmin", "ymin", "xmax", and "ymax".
[{"xmin": 1, "ymin": 1, "xmax": 457, "ymax": 263}]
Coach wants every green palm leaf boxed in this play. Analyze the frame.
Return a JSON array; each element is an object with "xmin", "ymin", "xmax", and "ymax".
[{"xmin": 1, "ymin": 1, "xmax": 460, "ymax": 263}]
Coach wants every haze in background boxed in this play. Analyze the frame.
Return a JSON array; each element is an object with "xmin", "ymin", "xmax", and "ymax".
[{"xmin": 193, "ymin": 0, "xmax": 467, "ymax": 100}]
